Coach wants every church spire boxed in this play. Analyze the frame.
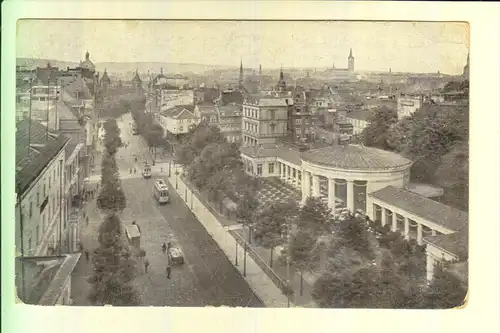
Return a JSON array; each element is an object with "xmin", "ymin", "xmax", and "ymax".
[
  {"xmin": 239, "ymin": 59, "xmax": 244, "ymax": 90},
  {"xmin": 349, "ymin": 48, "xmax": 353, "ymax": 59}
]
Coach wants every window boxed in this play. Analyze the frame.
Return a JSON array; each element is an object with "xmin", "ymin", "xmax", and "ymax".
[
  {"xmin": 39, "ymin": 97, "xmax": 46, "ymax": 101},
  {"xmin": 49, "ymin": 176, "xmax": 51, "ymax": 189},
  {"xmin": 257, "ymin": 164, "xmax": 262, "ymax": 176},
  {"xmin": 37, "ymin": 190, "xmax": 40, "ymax": 206},
  {"xmin": 270, "ymin": 110, "xmax": 276, "ymax": 120},
  {"xmin": 29, "ymin": 201, "xmax": 33, "ymax": 218},
  {"xmin": 36, "ymin": 226, "xmax": 39, "ymax": 243},
  {"xmin": 296, "ymin": 128, "xmax": 301, "ymax": 134},
  {"xmin": 42, "ymin": 213, "xmax": 46, "ymax": 231},
  {"xmin": 28, "ymin": 238, "xmax": 32, "ymax": 253},
  {"xmin": 295, "ymin": 119, "xmax": 301, "ymax": 124},
  {"xmin": 179, "ymin": 126, "xmax": 184, "ymax": 132},
  {"xmin": 43, "ymin": 184, "xmax": 46, "ymax": 197},
  {"xmin": 270, "ymin": 124, "xmax": 276, "ymax": 133},
  {"xmin": 268, "ymin": 163, "xmax": 274, "ymax": 174}
]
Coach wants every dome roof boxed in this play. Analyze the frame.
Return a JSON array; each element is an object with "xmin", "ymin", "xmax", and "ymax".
[
  {"xmin": 301, "ymin": 144, "xmax": 412, "ymax": 170},
  {"xmin": 81, "ymin": 51, "xmax": 95, "ymax": 72}
]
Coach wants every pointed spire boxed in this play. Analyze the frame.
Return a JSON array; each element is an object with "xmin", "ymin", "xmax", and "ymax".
[
  {"xmin": 349, "ymin": 48, "xmax": 353, "ymax": 58},
  {"xmin": 279, "ymin": 65, "xmax": 284, "ymax": 81},
  {"xmin": 238, "ymin": 59, "xmax": 244, "ymax": 90},
  {"xmin": 85, "ymin": 51, "xmax": 90, "ymax": 60}
]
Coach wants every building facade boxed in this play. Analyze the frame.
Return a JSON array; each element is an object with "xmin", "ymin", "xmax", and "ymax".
[
  {"xmin": 216, "ymin": 104, "xmax": 242, "ymax": 143},
  {"xmin": 16, "ymin": 120, "xmax": 70, "ymax": 257},
  {"xmin": 241, "ymin": 95, "xmax": 289, "ymax": 147},
  {"xmin": 158, "ymin": 105, "xmax": 199, "ymax": 136}
]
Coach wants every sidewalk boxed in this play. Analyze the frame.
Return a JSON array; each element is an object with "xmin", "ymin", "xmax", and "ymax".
[
  {"xmin": 233, "ymin": 227, "xmax": 317, "ymax": 307},
  {"xmin": 70, "ymin": 194, "xmax": 104, "ymax": 305}
]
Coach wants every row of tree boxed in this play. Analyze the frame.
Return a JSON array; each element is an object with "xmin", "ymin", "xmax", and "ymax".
[
  {"xmin": 130, "ymin": 107, "xmax": 166, "ymax": 157},
  {"xmin": 361, "ymin": 81, "xmax": 469, "ymax": 210},
  {"xmin": 88, "ymin": 118, "xmax": 141, "ymax": 306},
  {"xmin": 175, "ymin": 121, "xmax": 260, "ymax": 209}
]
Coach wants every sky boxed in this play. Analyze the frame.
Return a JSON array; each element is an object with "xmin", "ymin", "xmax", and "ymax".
[{"xmin": 16, "ymin": 20, "xmax": 469, "ymax": 74}]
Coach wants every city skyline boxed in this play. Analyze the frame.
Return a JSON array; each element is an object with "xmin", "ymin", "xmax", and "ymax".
[{"xmin": 17, "ymin": 20, "xmax": 469, "ymax": 75}]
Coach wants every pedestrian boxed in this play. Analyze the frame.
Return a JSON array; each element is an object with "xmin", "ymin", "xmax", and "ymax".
[
  {"xmin": 144, "ymin": 259, "xmax": 150, "ymax": 273},
  {"xmin": 162, "ymin": 243, "xmax": 167, "ymax": 253},
  {"xmin": 86, "ymin": 216, "xmax": 89, "ymax": 226},
  {"xmin": 134, "ymin": 168, "xmax": 136, "ymax": 174},
  {"xmin": 166, "ymin": 264, "xmax": 172, "ymax": 279},
  {"xmin": 130, "ymin": 168, "xmax": 132, "ymax": 174},
  {"xmin": 85, "ymin": 250, "xmax": 89, "ymax": 262}
]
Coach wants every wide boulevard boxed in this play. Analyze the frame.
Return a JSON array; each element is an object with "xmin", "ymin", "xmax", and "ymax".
[{"xmin": 72, "ymin": 112, "xmax": 263, "ymax": 307}]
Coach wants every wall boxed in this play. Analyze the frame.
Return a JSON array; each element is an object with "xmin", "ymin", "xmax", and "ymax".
[
  {"xmin": 17, "ymin": 149, "xmax": 67, "ymax": 257},
  {"xmin": 397, "ymin": 95, "xmax": 422, "ymax": 119}
]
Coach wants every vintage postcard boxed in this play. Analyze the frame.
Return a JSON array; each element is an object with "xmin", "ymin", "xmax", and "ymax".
[
  {"xmin": 13, "ymin": 18, "xmax": 469, "ymax": 308},
  {"xmin": 3, "ymin": 2, "xmax": 500, "ymax": 333}
]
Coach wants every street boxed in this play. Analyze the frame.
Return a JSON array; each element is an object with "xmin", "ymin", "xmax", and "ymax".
[{"xmin": 73, "ymin": 112, "xmax": 263, "ymax": 307}]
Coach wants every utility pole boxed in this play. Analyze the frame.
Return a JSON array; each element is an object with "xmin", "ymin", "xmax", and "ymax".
[
  {"xmin": 58, "ymin": 159, "xmax": 64, "ymax": 255},
  {"xmin": 28, "ymin": 78, "xmax": 33, "ymax": 159},
  {"xmin": 46, "ymin": 77, "xmax": 50, "ymax": 140}
]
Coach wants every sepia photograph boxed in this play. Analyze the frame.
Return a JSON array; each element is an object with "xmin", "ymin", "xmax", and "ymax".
[{"xmin": 12, "ymin": 19, "xmax": 471, "ymax": 309}]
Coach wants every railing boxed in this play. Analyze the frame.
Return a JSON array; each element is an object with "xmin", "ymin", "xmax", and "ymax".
[{"xmin": 231, "ymin": 230, "xmax": 293, "ymax": 301}]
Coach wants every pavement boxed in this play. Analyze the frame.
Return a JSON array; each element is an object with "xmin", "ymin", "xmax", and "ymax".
[{"xmin": 71, "ymin": 112, "xmax": 263, "ymax": 307}]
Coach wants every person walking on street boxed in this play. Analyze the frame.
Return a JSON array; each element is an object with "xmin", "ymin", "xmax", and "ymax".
[
  {"xmin": 86, "ymin": 216, "xmax": 89, "ymax": 226},
  {"xmin": 162, "ymin": 243, "xmax": 167, "ymax": 253},
  {"xmin": 133, "ymin": 168, "xmax": 136, "ymax": 174},
  {"xmin": 85, "ymin": 250, "xmax": 89, "ymax": 262},
  {"xmin": 144, "ymin": 259, "xmax": 150, "ymax": 273},
  {"xmin": 166, "ymin": 263, "xmax": 172, "ymax": 279}
]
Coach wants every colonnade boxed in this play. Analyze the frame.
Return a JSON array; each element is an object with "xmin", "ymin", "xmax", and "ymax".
[{"xmin": 372, "ymin": 203, "xmax": 438, "ymax": 245}]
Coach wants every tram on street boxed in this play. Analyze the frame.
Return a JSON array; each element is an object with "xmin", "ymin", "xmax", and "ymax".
[
  {"xmin": 153, "ymin": 179, "xmax": 170, "ymax": 204},
  {"xmin": 142, "ymin": 162, "xmax": 152, "ymax": 178}
]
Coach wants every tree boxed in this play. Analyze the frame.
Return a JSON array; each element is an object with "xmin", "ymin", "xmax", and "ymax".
[
  {"xmin": 288, "ymin": 229, "xmax": 317, "ymax": 296},
  {"xmin": 421, "ymin": 264, "xmax": 467, "ymax": 309},
  {"xmin": 333, "ymin": 213, "xmax": 374, "ymax": 260},
  {"xmin": 175, "ymin": 122, "xmax": 226, "ymax": 166},
  {"xmin": 88, "ymin": 214, "xmax": 140, "ymax": 306},
  {"xmin": 297, "ymin": 197, "xmax": 332, "ymax": 237},
  {"xmin": 254, "ymin": 201, "xmax": 297, "ymax": 267},
  {"xmin": 361, "ymin": 106, "xmax": 398, "ymax": 149}
]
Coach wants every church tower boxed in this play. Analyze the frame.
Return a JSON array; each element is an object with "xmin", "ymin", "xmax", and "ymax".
[
  {"xmin": 239, "ymin": 59, "xmax": 244, "ymax": 90},
  {"xmin": 348, "ymin": 48, "xmax": 355, "ymax": 73}
]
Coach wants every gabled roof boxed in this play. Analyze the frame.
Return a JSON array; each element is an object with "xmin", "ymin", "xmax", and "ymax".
[
  {"xmin": 175, "ymin": 108, "xmax": 197, "ymax": 120},
  {"xmin": 16, "ymin": 119, "xmax": 70, "ymax": 195},
  {"xmin": 59, "ymin": 76, "xmax": 92, "ymax": 100},
  {"xmin": 369, "ymin": 185, "xmax": 468, "ymax": 232}
]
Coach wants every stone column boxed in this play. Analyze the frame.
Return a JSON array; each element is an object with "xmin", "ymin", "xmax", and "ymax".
[
  {"xmin": 346, "ymin": 180, "xmax": 355, "ymax": 212},
  {"xmin": 426, "ymin": 251, "xmax": 435, "ymax": 282},
  {"xmin": 327, "ymin": 178, "xmax": 336, "ymax": 209},
  {"xmin": 391, "ymin": 212, "xmax": 397, "ymax": 232},
  {"xmin": 312, "ymin": 175, "xmax": 321, "ymax": 197},
  {"xmin": 404, "ymin": 217, "xmax": 410, "ymax": 241},
  {"xmin": 417, "ymin": 223, "xmax": 423, "ymax": 245},
  {"xmin": 302, "ymin": 171, "xmax": 311, "ymax": 203},
  {"xmin": 380, "ymin": 206, "xmax": 386, "ymax": 226}
]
